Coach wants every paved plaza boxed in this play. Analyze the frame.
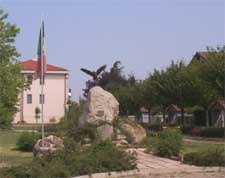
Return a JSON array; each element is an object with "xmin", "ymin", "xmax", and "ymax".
[
  {"xmin": 128, "ymin": 171, "xmax": 225, "ymax": 178},
  {"xmin": 74, "ymin": 148, "xmax": 224, "ymax": 178},
  {"xmin": 133, "ymin": 148, "xmax": 193, "ymax": 170},
  {"xmin": 131, "ymin": 148, "xmax": 225, "ymax": 178}
]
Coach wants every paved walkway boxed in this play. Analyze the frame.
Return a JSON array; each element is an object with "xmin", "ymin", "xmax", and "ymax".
[
  {"xmin": 127, "ymin": 171, "xmax": 225, "ymax": 178},
  {"xmin": 126, "ymin": 148, "xmax": 224, "ymax": 178},
  {"xmin": 0, "ymin": 163, "xmax": 9, "ymax": 168},
  {"xmin": 131, "ymin": 148, "xmax": 193, "ymax": 171},
  {"xmin": 74, "ymin": 149, "xmax": 225, "ymax": 178}
]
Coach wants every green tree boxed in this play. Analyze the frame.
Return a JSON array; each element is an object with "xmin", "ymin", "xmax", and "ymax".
[
  {"xmin": 143, "ymin": 61, "xmax": 194, "ymax": 125},
  {"xmin": 198, "ymin": 48, "xmax": 225, "ymax": 98},
  {"xmin": 0, "ymin": 9, "xmax": 25, "ymax": 128},
  {"xmin": 188, "ymin": 48, "xmax": 224, "ymax": 126},
  {"xmin": 97, "ymin": 61, "xmax": 142, "ymax": 115},
  {"xmin": 98, "ymin": 61, "xmax": 127, "ymax": 89}
]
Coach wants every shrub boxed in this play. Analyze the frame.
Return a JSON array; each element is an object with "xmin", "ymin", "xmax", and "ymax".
[
  {"xmin": 59, "ymin": 102, "xmax": 83, "ymax": 138},
  {"xmin": 1, "ymin": 140, "xmax": 137, "ymax": 178},
  {"xmin": 141, "ymin": 123, "xmax": 162, "ymax": 131},
  {"xmin": 60, "ymin": 102, "xmax": 83, "ymax": 130},
  {"xmin": 184, "ymin": 148, "xmax": 225, "ymax": 166},
  {"xmin": 140, "ymin": 123, "xmax": 163, "ymax": 137},
  {"xmin": 141, "ymin": 123, "xmax": 163, "ymax": 132},
  {"xmin": 153, "ymin": 129, "xmax": 183, "ymax": 157},
  {"xmin": 16, "ymin": 132, "xmax": 40, "ymax": 151},
  {"xmin": 141, "ymin": 137, "xmax": 157, "ymax": 153},
  {"xmin": 0, "ymin": 159, "xmax": 70, "ymax": 178},
  {"xmin": 149, "ymin": 124, "xmax": 163, "ymax": 132},
  {"xmin": 200, "ymin": 127, "xmax": 225, "ymax": 138},
  {"xmin": 0, "ymin": 166, "xmax": 32, "ymax": 178},
  {"xmin": 180, "ymin": 126, "xmax": 194, "ymax": 134},
  {"xmin": 67, "ymin": 140, "xmax": 137, "ymax": 176},
  {"xmin": 67, "ymin": 124, "xmax": 99, "ymax": 144}
]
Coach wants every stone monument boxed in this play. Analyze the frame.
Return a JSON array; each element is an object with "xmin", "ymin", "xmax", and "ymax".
[
  {"xmin": 79, "ymin": 86, "xmax": 119, "ymax": 140},
  {"xmin": 79, "ymin": 86, "xmax": 146, "ymax": 144}
]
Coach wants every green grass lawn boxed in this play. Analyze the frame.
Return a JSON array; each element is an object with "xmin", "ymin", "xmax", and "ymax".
[
  {"xmin": 182, "ymin": 140, "xmax": 225, "ymax": 155},
  {"xmin": 0, "ymin": 130, "xmax": 33, "ymax": 167},
  {"xmin": 145, "ymin": 134, "xmax": 225, "ymax": 156},
  {"xmin": 1, "ymin": 129, "xmax": 224, "ymax": 168}
]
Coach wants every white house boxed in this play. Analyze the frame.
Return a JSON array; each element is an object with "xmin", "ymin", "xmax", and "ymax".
[{"xmin": 13, "ymin": 59, "xmax": 69, "ymax": 124}]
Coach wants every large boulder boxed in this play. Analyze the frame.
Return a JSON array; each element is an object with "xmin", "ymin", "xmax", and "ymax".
[
  {"xmin": 96, "ymin": 124, "xmax": 114, "ymax": 140},
  {"xmin": 79, "ymin": 86, "xmax": 119, "ymax": 125},
  {"xmin": 120, "ymin": 121, "xmax": 146, "ymax": 143},
  {"xmin": 33, "ymin": 135, "xmax": 64, "ymax": 157}
]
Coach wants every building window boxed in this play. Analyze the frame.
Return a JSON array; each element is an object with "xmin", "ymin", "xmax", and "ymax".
[
  {"xmin": 39, "ymin": 94, "xmax": 45, "ymax": 104},
  {"xmin": 40, "ymin": 76, "xmax": 45, "ymax": 85},
  {"xmin": 27, "ymin": 94, "xmax": 32, "ymax": 104},
  {"xmin": 27, "ymin": 75, "xmax": 33, "ymax": 85}
]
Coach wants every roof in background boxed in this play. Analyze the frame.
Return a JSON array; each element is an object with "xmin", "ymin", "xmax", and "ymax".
[
  {"xmin": 209, "ymin": 99, "xmax": 225, "ymax": 110},
  {"xmin": 193, "ymin": 51, "xmax": 209, "ymax": 60},
  {"xmin": 21, "ymin": 59, "xmax": 68, "ymax": 71},
  {"xmin": 166, "ymin": 104, "xmax": 181, "ymax": 112}
]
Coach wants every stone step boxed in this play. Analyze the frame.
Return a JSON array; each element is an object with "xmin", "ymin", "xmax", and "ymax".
[
  {"xmin": 113, "ymin": 139, "xmax": 129, "ymax": 148},
  {"xmin": 116, "ymin": 134, "xmax": 127, "ymax": 140}
]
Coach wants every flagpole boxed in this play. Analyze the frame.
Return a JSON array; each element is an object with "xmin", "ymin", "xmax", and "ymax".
[{"xmin": 40, "ymin": 17, "xmax": 45, "ymax": 147}]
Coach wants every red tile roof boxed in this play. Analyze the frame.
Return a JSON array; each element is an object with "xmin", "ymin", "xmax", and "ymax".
[
  {"xmin": 194, "ymin": 52, "xmax": 209, "ymax": 60},
  {"xmin": 210, "ymin": 100, "xmax": 225, "ymax": 110},
  {"xmin": 21, "ymin": 59, "xmax": 67, "ymax": 71},
  {"xmin": 166, "ymin": 104, "xmax": 181, "ymax": 112},
  {"xmin": 193, "ymin": 51, "xmax": 223, "ymax": 60}
]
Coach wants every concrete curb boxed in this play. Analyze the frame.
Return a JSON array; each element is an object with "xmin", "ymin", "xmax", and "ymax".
[
  {"xmin": 72, "ymin": 167, "xmax": 225, "ymax": 178},
  {"xmin": 72, "ymin": 169, "xmax": 140, "ymax": 178}
]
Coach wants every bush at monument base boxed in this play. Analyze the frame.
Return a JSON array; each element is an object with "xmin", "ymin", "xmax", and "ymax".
[{"xmin": 0, "ymin": 140, "xmax": 137, "ymax": 178}]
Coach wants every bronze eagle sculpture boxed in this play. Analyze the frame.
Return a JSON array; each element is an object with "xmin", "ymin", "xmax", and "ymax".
[{"xmin": 80, "ymin": 65, "xmax": 107, "ymax": 81}]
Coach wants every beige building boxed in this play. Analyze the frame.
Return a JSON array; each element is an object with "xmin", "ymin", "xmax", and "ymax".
[{"xmin": 13, "ymin": 59, "xmax": 69, "ymax": 124}]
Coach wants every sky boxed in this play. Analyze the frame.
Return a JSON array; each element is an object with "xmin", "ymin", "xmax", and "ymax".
[{"xmin": 1, "ymin": 0, "xmax": 224, "ymax": 100}]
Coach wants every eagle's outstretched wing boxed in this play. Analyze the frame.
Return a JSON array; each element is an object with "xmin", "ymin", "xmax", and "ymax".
[
  {"xmin": 96, "ymin": 65, "xmax": 107, "ymax": 75},
  {"xmin": 80, "ymin": 68, "xmax": 95, "ymax": 77}
]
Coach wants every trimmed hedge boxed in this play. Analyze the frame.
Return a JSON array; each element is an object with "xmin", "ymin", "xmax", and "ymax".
[
  {"xmin": 180, "ymin": 126, "xmax": 194, "ymax": 134},
  {"xmin": 181, "ymin": 126, "xmax": 225, "ymax": 138},
  {"xmin": 184, "ymin": 148, "xmax": 225, "ymax": 167},
  {"xmin": 200, "ymin": 127, "xmax": 225, "ymax": 138}
]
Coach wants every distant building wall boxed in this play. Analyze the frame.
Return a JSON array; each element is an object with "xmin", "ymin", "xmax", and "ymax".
[{"xmin": 14, "ymin": 73, "xmax": 68, "ymax": 124}]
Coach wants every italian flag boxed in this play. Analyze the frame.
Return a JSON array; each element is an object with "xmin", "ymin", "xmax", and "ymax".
[{"xmin": 36, "ymin": 20, "xmax": 47, "ymax": 80}]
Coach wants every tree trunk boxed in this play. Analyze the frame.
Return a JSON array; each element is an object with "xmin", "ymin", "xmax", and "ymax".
[
  {"xmin": 222, "ymin": 110, "xmax": 225, "ymax": 128},
  {"xmin": 181, "ymin": 107, "xmax": 185, "ymax": 126},
  {"xmin": 148, "ymin": 108, "xmax": 151, "ymax": 124},
  {"xmin": 206, "ymin": 109, "xmax": 209, "ymax": 127},
  {"xmin": 162, "ymin": 108, "xmax": 166, "ymax": 125}
]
